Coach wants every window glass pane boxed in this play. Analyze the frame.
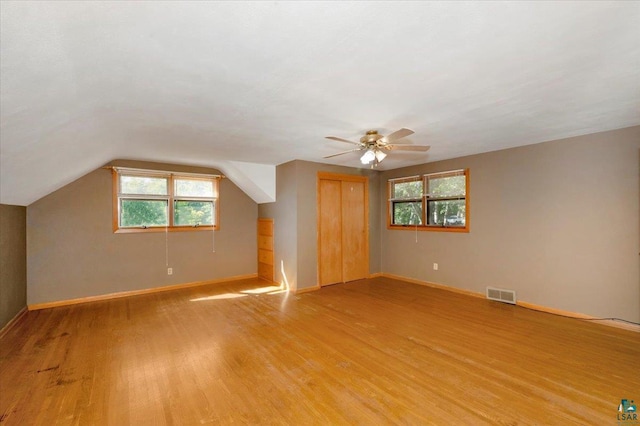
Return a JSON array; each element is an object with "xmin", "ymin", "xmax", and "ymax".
[
  {"xmin": 427, "ymin": 200, "xmax": 465, "ymax": 226},
  {"xmin": 174, "ymin": 201, "xmax": 214, "ymax": 226},
  {"xmin": 393, "ymin": 201, "xmax": 423, "ymax": 225},
  {"xmin": 120, "ymin": 176, "xmax": 168, "ymax": 195},
  {"xmin": 392, "ymin": 180, "xmax": 422, "ymax": 199},
  {"xmin": 120, "ymin": 199, "xmax": 168, "ymax": 227},
  {"xmin": 175, "ymin": 179, "xmax": 215, "ymax": 197},
  {"xmin": 427, "ymin": 175, "xmax": 465, "ymax": 198}
]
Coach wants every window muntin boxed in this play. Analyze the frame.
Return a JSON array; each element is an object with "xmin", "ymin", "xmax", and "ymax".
[
  {"xmin": 114, "ymin": 169, "xmax": 219, "ymax": 232},
  {"xmin": 388, "ymin": 169, "xmax": 469, "ymax": 232}
]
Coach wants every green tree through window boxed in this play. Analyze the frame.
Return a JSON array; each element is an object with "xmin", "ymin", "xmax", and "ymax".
[
  {"xmin": 174, "ymin": 201, "xmax": 214, "ymax": 226},
  {"xmin": 121, "ymin": 200, "xmax": 168, "ymax": 227}
]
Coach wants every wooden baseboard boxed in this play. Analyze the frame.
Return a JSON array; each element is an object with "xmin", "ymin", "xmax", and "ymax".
[
  {"xmin": 28, "ymin": 274, "xmax": 259, "ymax": 311},
  {"xmin": 516, "ymin": 300, "xmax": 592, "ymax": 319},
  {"xmin": 379, "ymin": 273, "xmax": 485, "ymax": 299},
  {"xmin": 0, "ymin": 307, "xmax": 28, "ymax": 339},
  {"xmin": 294, "ymin": 284, "xmax": 321, "ymax": 294},
  {"xmin": 377, "ymin": 273, "xmax": 639, "ymax": 333},
  {"xmin": 368, "ymin": 272, "xmax": 383, "ymax": 279},
  {"xmin": 517, "ymin": 301, "xmax": 640, "ymax": 332}
]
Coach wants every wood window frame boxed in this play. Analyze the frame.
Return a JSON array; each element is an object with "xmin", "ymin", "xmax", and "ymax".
[
  {"xmin": 387, "ymin": 168, "xmax": 470, "ymax": 233},
  {"xmin": 112, "ymin": 168, "xmax": 220, "ymax": 234}
]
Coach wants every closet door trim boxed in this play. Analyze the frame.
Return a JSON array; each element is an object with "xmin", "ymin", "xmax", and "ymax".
[{"xmin": 317, "ymin": 172, "xmax": 369, "ymax": 287}]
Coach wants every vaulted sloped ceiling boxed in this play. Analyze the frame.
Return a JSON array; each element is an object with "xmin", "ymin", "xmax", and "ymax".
[{"xmin": 1, "ymin": 2, "xmax": 639, "ymax": 205}]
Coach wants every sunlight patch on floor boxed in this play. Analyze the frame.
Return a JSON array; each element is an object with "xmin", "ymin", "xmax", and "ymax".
[
  {"xmin": 190, "ymin": 283, "xmax": 288, "ymax": 302},
  {"xmin": 241, "ymin": 286, "xmax": 283, "ymax": 295},
  {"xmin": 190, "ymin": 293, "xmax": 248, "ymax": 301}
]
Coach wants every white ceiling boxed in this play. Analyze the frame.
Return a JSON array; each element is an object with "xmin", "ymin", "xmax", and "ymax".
[{"xmin": 1, "ymin": 1, "xmax": 639, "ymax": 205}]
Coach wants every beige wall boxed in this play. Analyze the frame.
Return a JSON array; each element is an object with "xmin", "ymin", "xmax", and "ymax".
[
  {"xmin": 259, "ymin": 161, "xmax": 298, "ymax": 288},
  {"xmin": 0, "ymin": 204, "xmax": 27, "ymax": 328},
  {"xmin": 259, "ymin": 160, "xmax": 380, "ymax": 291},
  {"xmin": 22, "ymin": 127, "xmax": 640, "ymax": 321},
  {"xmin": 27, "ymin": 160, "xmax": 258, "ymax": 305},
  {"xmin": 380, "ymin": 126, "xmax": 640, "ymax": 322}
]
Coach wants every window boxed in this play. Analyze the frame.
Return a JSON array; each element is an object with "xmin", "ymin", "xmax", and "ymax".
[
  {"xmin": 425, "ymin": 170, "xmax": 466, "ymax": 227},
  {"xmin": 113, "ymin": 168, "xmax": 219, "ymax": 233},
  {"xmin": 389, "ymin": 176, "xmax": 423, "ymax": 226},
  {"xmin": 388, "ymin": 169, "xmax": 469, "ymax": 232}
]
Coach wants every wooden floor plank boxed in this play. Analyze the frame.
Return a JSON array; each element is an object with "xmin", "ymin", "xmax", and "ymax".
[{"xmin": 1, "ymin": 277, "xmax": 638, "ymax": 425}]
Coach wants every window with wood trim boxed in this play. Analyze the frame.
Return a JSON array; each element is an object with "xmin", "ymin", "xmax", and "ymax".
[
  {"xmin": 112, "ymin": 168, "xmax": 220, "ymax": 233},
  {"xmin": 388, "ymin": 169, "xmax": 469, "ymax": 232},
  {"xmin": 389, "ymin": 176, "xmax": 423, "ymax": 226}
]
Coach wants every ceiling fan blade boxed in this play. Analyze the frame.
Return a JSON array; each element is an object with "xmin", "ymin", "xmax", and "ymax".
[
  {"xmin": 325, "ymin": 136, "xmax": 361, "ymax": 146},
  {"xmin": 324, "ymin": 148, "xmax": 362, "ymax": 159},
  {"xmin": 383, "ymin": 128, "xmax": 414, "ymax": 143},
  {"xmin": 388, "ymin": 144, "xmax": 431, "ymax": 152}
]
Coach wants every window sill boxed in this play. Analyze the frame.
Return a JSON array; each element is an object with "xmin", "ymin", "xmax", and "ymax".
[{"xmin": 387, "ymin": 225, "xmax": 469, "ymax": 233}]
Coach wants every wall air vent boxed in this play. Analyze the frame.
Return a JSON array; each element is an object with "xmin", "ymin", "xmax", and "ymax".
[{"xmin": 486, "ymin": 287, "xmax": 517, "ymax": 305}]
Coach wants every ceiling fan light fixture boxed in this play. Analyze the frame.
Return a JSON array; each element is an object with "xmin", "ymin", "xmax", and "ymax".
[
  {"xmin": 374, "ymin": 149, "xmax": 387, "ymax": 162},
  {"xmin": 360, "ymin": 149, "xmax": 376, "ymax": 164}
]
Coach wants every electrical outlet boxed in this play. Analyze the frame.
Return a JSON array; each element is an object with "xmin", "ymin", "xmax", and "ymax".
[
  {"xmin": 167, "ymin": 267, "xmax": 173, "ymax": 275},
  {"xmin": 433, "ymin": 263, "xmax": 438, "ymax": 271}
]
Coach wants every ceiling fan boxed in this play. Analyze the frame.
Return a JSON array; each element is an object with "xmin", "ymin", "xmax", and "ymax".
[{"xmin": 324, "ymin": 128, "xmax": 430, "ymax": 167}]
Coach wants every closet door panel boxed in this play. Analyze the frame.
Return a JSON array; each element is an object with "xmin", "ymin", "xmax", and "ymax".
[
  {"xmin": 318, "ymin": 179, "xmax": 343, "ymax": 286},
  {"xmin": 341, "ymin": 180, "xmax": 368, "ymax": 282}
]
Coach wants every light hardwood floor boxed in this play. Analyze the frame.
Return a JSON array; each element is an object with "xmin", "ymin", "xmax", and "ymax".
[{"xmin": 1, "ymin": 277, "xmax": 638, "ymax": 425}]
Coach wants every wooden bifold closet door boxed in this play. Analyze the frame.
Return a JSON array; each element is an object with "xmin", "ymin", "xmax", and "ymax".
[{"xmin": 317, "ymin": 172, "xmax": 369, "ymax": 286}]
